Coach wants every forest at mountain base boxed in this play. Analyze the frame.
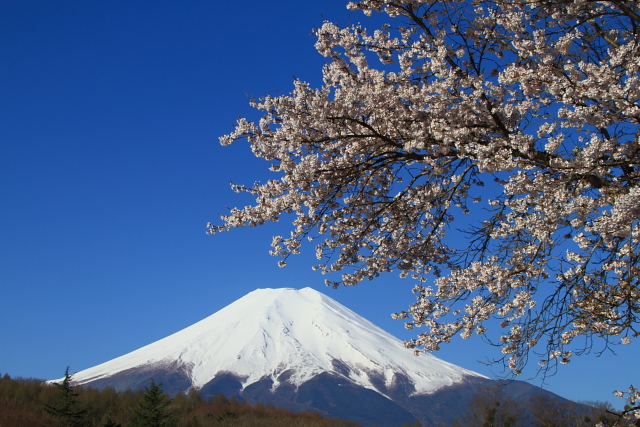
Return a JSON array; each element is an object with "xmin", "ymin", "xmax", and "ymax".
[{"xmin": 0, "ymin": 372, "xmax": 624, "ymax": 427}]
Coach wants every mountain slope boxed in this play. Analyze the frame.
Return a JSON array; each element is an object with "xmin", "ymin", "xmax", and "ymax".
[
  {"xmin": 54, "ymin": 288, "xmax": 588, "ymax": 426},
  {"xmin": 66, "ymin": 287, "xmax": 486, "ymax": 398}
]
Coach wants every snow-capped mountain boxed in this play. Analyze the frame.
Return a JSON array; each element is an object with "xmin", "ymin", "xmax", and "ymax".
[
  {"xmin": 55, "ymin": 288, "xmax": 567, "ymax": 426},
  {"xmin": 67, "ymin": 287, "xmax": 484, "ymax": 393}
]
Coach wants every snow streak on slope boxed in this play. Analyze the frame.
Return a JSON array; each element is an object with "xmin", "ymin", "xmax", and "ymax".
[{"xmin": 65, "ymin": 288, "xmax": 486, "ymax": 395}]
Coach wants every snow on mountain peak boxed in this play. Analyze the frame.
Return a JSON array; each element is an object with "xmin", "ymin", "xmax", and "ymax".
[{"xmin": 65, "ymin": 287, "xmax": 485, "ymax": 395}]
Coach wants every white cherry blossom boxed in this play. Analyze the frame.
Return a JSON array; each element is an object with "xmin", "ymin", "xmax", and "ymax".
[{"xmin": 210, "ymin": 0, "xmax": 640, "ymax": 375}]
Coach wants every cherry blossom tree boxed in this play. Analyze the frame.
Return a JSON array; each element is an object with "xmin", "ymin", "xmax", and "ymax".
[{"xmin": 209, "ymin": 0, "xmax": 639, "ymax": 379}]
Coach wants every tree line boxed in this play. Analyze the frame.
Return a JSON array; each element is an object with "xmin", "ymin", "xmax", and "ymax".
[
  {"xmin": 0, "ymin": 370, "xmax": 630, "ymax": 427},
  {"xmin": 0, "ymin": 371, "xmax": 359, "ymax": 427}
]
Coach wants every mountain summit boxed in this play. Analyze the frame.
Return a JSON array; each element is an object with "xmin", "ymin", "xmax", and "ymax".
[{"xmin": 58, "ymin": 288, "xmax": 562, "ymax": 426}]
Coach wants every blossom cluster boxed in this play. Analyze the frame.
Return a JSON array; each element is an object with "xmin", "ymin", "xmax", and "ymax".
[
  {"xmin": 598, "ymin": 385, "xmax": 640, "ymax": 427},
  {"xmin": 210, "ymin": 0, "xmax": 640, "ymax": 373}
]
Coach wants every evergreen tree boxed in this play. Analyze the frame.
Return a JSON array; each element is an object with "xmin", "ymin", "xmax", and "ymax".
[
  {"xmin": 102, "ymin": 415, "xmax": 123, "ymax": 427},
  {"xmin": 44, "ymin": 367, "xmax": 87, "ymax": 427},
  {"xmin": 128, "ymin": 379, "xmax": 175, "ymax": 427}
]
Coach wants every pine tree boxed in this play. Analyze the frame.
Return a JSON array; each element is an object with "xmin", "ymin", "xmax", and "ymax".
[
  {"xmin": 128, "ymin": 379, "xmax": 176, "ymax": 427},
  {"xmin": 102, "ymin": 415, "xmax": 123, "ymax": 427},
  {"xmin": 44, "ymin": 367, "xmax": 87, "ymax": 427}
]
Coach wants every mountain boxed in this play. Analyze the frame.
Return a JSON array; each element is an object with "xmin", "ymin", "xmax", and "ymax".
[{"xmin": 54, "ymin": 287, "xmax": 570, "ymax": 426}]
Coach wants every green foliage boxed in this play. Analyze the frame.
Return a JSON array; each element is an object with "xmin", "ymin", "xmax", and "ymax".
[
  {"xmin": 481, "ymin": 402, "xmax": 517, "ymax": 427},
  {"xmin": 102, "ymin": 414, "xmax": 123, "ymax": 427},
  {"xmin": 44, "ymin": 367, "xmax": 87, "ymax": 427},
  {"xmin": 128, "ymin": 379, "xmax": 176, "ymax": 427}
]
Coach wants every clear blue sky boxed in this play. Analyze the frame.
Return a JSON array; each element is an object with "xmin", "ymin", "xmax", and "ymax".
[{"xmin": 1, "ymin": 0, "xmax": 636, "ymax": 408}]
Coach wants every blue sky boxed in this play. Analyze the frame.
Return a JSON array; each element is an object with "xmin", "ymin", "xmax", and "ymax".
[{"xmin": 1, "ymin": 1, "xmax": 636, "ymax": 408}]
